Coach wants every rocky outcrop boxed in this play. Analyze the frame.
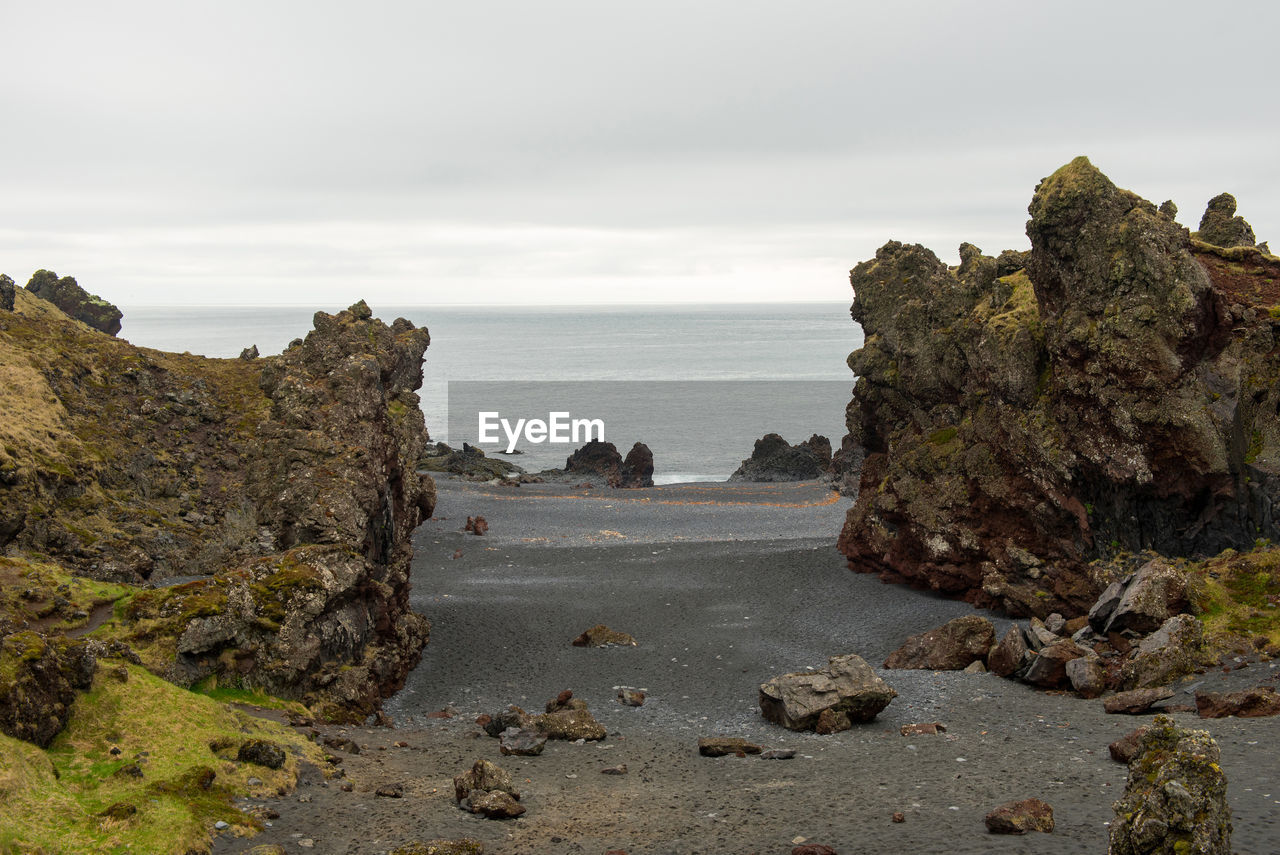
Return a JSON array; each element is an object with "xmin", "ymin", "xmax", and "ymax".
[
  {"xmin": 1194, "ymin": 686, "xmax": 1280, "ymax": 718},
  {"xmin": 25, "ymin": 269, "xmax": 123, "ymax": 335},
  {"xmin": 1109, "ymin": 716, "xmax": 1232, "ymax": 855},
  {"xmin": 0, "ymin": 631, "xmax": 96, "ymax": 746},
  {"xmin": 882, "ymin": 615, "xmax": 994, "ymax": 670},
  {"xmin": 729, "ymin": 433, "xmax": 832, "ymax": 482},
  {"xmin": 758, "ymin": 654, "xmax": 896, "ymax": 731},
  {"xmin": 0, "ymin": 294, "xmax": 437, "ymax": 720},
  {"xmin": 838, "ymin": 157, "xmax": 1280, "ymax": 616},
  {"xmin": 0, "ymin": 274, "xmax": 14, "ymax": 312},
  {"xmin": 1195, "ymin": 193, "xmax": 1257, "ymax": 249},
  {"xmin": 557, "ymin": 439, "xmax": 654, "ymax": 487},
  {"xmin": 420, "ymin": 443, "xmax": 524, "ymax": 481},
  {"xmin": 619, "ymin": 442, "xmax": 655, "ymax": 487}
]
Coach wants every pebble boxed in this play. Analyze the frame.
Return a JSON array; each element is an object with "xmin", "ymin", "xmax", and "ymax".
[
  {"xmin": 298, "ymin": 840, "xmax": 315, "ymax": 848},
  {"xmin": 214, "ymin": 821, "xmax": 229, "ymax": 830}
]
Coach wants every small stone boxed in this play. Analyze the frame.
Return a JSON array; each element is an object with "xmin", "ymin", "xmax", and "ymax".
[
  {"xmin": 572, "ymin": 625, "xmax": 637, "ymax": 647},
  {"xmin": 1109, "ymin": 726, "xmax": 1150, "ymax": 763},
  {"xmin": 600, "ymin": 764, "xmax": 628, "ymax": 775},
  {"xmin": 985, "ymin": 798, "xmax": 1054, "ymax": 834},
  {"xmin": 760, "ymin": 748, "xmax": 797, "ymax": 760},
  {"xmin": 466, "ymin": 790, "xmax": 526, "ymax": 819},
  {"xmin": 1104, "ymin": 686, "xmax": 1175, "ymax": 715},
  {"xmin": 298, "ymin": 840, "xmax": 315, "ymax": 849},
  {"xmin": 900, "ymin": 722, "xmax": 946, "ymax": 736},
  {"xmin": 376, "ymin": 783, "xmax": 404, "ymax": 798},
  {"xmin": 891, "ymin": 812, "xmax": 905, "ymax": 823},
  {"xmin": 214, "ymin": 820, "xmax": 229, "ymax": 830},
  {"xmin": 698, "ymin": 737, "xmax": 762, "ymax": 757},
  {"xmin": 617, "ymin": 687, "xmax": 646, "ymax": 706},
  {"xmin": 791, "ymin": 846, "xmax": 838, "ymax": 855}
]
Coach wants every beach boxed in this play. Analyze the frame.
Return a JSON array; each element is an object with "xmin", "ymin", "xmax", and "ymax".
[{"xmin": 211, "ymin": 480, "xmax": 1280, "ymax": 855}]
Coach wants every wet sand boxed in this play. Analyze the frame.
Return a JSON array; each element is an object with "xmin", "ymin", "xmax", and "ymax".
[{"xmin": 214, "ymin": 481, "xmax": 1280, "ymax": 855}]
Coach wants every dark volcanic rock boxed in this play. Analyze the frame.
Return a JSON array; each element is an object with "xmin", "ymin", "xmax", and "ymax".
[
  {"xmin": 453, "ymin": 758, "xmax": 519, "ymax": 803},
  {"xmin": 1119, "ymin": 614, "xmax": 1205, "ymax": 690},
  {"xmin": 619, "ymin": 442, "xmax": 655, "ymax": 488},
  {"xmin": 420, "ymin": 442, "xmax": 523, "ymax": 481},
  {"xmin": 1194, "ymin": 687, "xmax": 1280, "ymax": 718},
  {"xmin": 984, "ymin": 798, "xmax": 1054, "ymax": 834},
  {"xmin": 1104, "ymin": 687, "xmax": 1175, "ymax": 715},
  {"xmin": 698, "ymin": 737, "xmax": 762, "ymax": 757},
  {"xmin": 237, "ymin": 739, "xmax": 286, "ymax": 769},
  {"xmin": 1196, "ymin": 192, "xmax": 1257, "ymax": 248},
  {"xmin": 883, "ymin": 615, "xmax": 995, "ymax": 670},
  {"xmin": 759, "ymin": 654, "xmax": 896, "ymax": 731},
  {"xmin": 1109, "ymin": 716, "xmax": 1231, "ymax": 855},
  {"xmin": 729, "ymin": 433, "xmax": 833, "ymax": 482},
  {"xmin": 1109, "ymin": 726, "xmax": 1151, "ymax": 763},
  {"xmin": 564, "ymin": 440, "xmax": 625, "ymax": 485},
  {"xmin": 0, "ymin": 274, "xmax": 14, "ymax": 312},
  {"xmin": 838, "ymin": 157, "xmax": 1280, "ymax": 616},
  {"xmin": 1100, "ymin": 559, "xmax": 1191, "ymax": 635},
  {"xmin": 498, "ymin": 728, "xmax": 546, "ymax": 756},
  {"xmin": 0, "ymin": 631, "xmax": 96, "ymax": 747},
  {"xmin": 25, "ymin": 269, "xmax": 123, "ymax": 335},
  {"xmin": 1022, "ymin": 640, "xmax": 1089, "ymax": 689},
  {"xmin": 987, "ymin": 625, "xmax": 1031, "ymax": 678},
  {"xmin": 572, "ymin": 624, "xmax": 637, "ymax": 647}
]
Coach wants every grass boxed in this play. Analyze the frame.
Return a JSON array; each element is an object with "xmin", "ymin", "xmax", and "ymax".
[
  {"xmin": 0, "ymin": 664, "xmax": 328, "ymax": 855},
  {"xmin": 1189, "ymin": 546, "xmax": 1280, "ymax": 644}
]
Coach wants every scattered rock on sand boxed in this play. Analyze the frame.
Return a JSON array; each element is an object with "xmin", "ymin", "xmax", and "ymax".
[
  {"xmin": 600, "ymin": 764, "xmax": 628, "ymax": 775},
  {"xmin": 1109, "ymin": 726, "xmax": 1151, "ymax": 763},
  {"xmin": 534, "ymin": 693, "xmax": 607, "ymax": 741},
  {"xmin": 572, "ymin": 624, "xmax": 637, "ymax": 647},
  {"xmin": 900, "ymin": 722, "xmax": 946, "ymax": 736},
  {"xmin": 390, "ymin": 841, "xmax": 484, "ymax": 855},
  {"xmin": 464, "ymin": 516, "xmax": 488, "ymax": 535},
  {"xmin": 698, "ymin": 737, "xmax": 762, "ymax": 757},
  {"xmin": 759, "ymin": 654, "xmax": 896, "ymax": 732},
  {"xmin": 984, "ymin": 798, "xmax": 1054, "ymax": 834},
  {"xmin": 892, "ymin": 812, "xmax": 906, "ymax": 823},
  {"xmin": 498, "ymin": 727, "xmax": 547, "ymax": 756},
  {"xmin": 760, "ymin": 748, "xmax": 796, "ymax": 760},
  {"xmin": 1109, "ymin": 715, "xmax": 1231, "ymax": 855},
  {"xmin": 882, "ymin": 615, "xmax": 996, "ymax": 671},
  {"xmin": 1195, "ymin": 687, "xmax": 1280, "ymax": 718},
  {"xmin": 1104, "ymin": 687, "xmax": 1175, "ymax": 715},
  {"xmin": 376, "ymin": 783, "xmax": 404, "ymax": 798},
  {"xmin": 454, "ymin": 759, "xmax": 522, "ymax": 819},
  {"xmin": 729, "ymin": 433, "xmax": 833, "ymax": 482},
  {"xmin": 465, "ymin": 790, "xmax": 525, "ymax": 819}
]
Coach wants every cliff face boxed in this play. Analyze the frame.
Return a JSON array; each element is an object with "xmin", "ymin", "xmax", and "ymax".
[
  {"xmin": 838, "ymin": 157, "xmax": 1280, "ymax": 617},
  {"xmin": 0, "ymin": 292, "xmax": 435, "ymax": 717}
]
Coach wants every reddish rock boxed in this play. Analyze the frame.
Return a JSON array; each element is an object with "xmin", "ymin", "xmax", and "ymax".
[
  {"xmin": 571, "ymin": 625, "xmax": 636, "ymax": 647},
  {"xmin": 985, "ymin": 798, "xmax": 1054, "ymax": 834},
  {"xmin": 1109, "ymin": 726, "xmax": 1151, "ymax": 763},
  {"xmin": 619, "ymin": 442, "xmax": 655, "ymax": 488},
  {"xmin": 464, "ymin": 516, "xmax": 488, "ymax": 536},
  {"xmin": 617, "ymin": 688, "xmax": 646, "ymax": 707},
  {"xmin": 987, "ymin": 625, "xmax": 1030, "ymax": 678},
  {"xmin": 1103, "ymin": 687, "xmax": 1175, "ymax": 715},
  {"xmin": 1022, "ymin": 640, "xmax": 1089, "ymax": 688},
  {"xmin": 883, "ymin": 615, "xmax": 996, "ymax": 671},
  {"xmin": 891, "ymin": 812, "xmax": 905, "ymax": 823},
  {"xmin": 900, "ymin": 722, "xmax": 946, "ymax": 736},
  {"xmin": 698, "ymin": 737, "xmax": 762, "ymax": 757},
  {"xmin": 791, "ymin": 846, "xmax": 838, "ymax": 855},
  {"xmin": 1195, "ymin": 687, "xmax": 1280, "ymax": 718}
]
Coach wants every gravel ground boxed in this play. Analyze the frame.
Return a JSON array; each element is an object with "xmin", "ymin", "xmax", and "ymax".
[{"xmin": 213, "ymin": 480, "xmax": 1280, "ymax": 855}]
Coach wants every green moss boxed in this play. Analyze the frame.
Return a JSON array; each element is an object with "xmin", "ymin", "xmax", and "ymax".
[
  {"xmin": 1189, "ymin": 545, "xmax": 1280, "ymax": 642},
  {"xmin": 928, "ymin": 427, "xmax": 958, "ymax": 445}
]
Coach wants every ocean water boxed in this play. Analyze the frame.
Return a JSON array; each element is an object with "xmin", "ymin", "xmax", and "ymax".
[{"xmin": 121, "ymin": 303, "xmax": 863, "ymax": 482}]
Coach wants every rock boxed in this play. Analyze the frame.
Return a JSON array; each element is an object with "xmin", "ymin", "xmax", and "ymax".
[
  {"xmin": 376, "ymin": 783, "xmax": 404, "ymax": 798},
  {"xmin": 729, "ymin": 433, "xmax": 833, "ymax": 482},
  {"xmin": 453, "ymin": 759, "xmax": 519, "ymax": 803},
  {"xmin": 572, "ymin": 624, "xmax": 637, "ymax": 647},
  {"xmin": 532, "ymin": 705, "xmax": 607, "ymax": 741},
  {"xmin": 1044, "ymin": 613, "xmax": 1067, "ymax": 635},
  {"xmin": 239, "ymin": 345, "xmax": 259, "ymax": 360},
  {"xmin": 1196, "ymin": 192, "xmax": 1257, "ymax": 248},
  {"xmin": 25, "ymin": 269, "xmax": 123, "ymax": 335},
  {"xmin": 838, "ymin": 158, "xmax": 1280, "ymax": 618},
  {"xmin": 1104, "ymin": 687, "xmax": 1175, "ymax": 715},
  {"xmin": 1088, "ymin": 580, "xmax": 1127, "ymax": 633},
  {"xmin": 323, "ymin": 736, "xmax": 359, "ymax": 754},
  {"xmin": 480, "ymin": 706, "xmax": 527, "ymax": 738},
  {"xmin": 791, "ymin": 846, "xmax": 837, "ymax": 855},
  {"xmin": 814, "ymin": 708, "xmax": 852, "ymax": 734},
  {"xmin": 564, "ymin": 440, "xmax": 626, "ymax": 486},
  {"xmin": 390, "ymin": 842, "xmax": 484, "ymax": 855},
  {"xmin": 962, "ymin": 659, "xmax": 987, "ymax": 674},
  {"xmin": 1022, "ymin": 640, "xmax": 1088, "ymax": 689},
  {"xmin": 420, "ymin": 443, "xmax": 524, "ymax": 480},
  {"xmin": 1120, "ymin": 614, "xmax": 1205, "ymax": 689},
  {"xmin": 617, "ymin": 687, "xmax": 646, "ymax": 706},
  {"xmin": 464, "ymin": 516, "xmax": 488, "ymax": 536},
  {"xmin": 1110, "ymin": 726, "xmax": 1151, "ymax": 763},
  {"xmin": 98, "ymin": 802, "xmax": 137, "ymax": 820},
  {"xmin": 0, "ymin": 274, "xmax": 14, "ymax": 311},
  {"xmin": 618, "ymin": 442, "xmax": 654, "ymax": 488},
  {"xmin": 1103, "ymin": 559, "xmax": 1190, "ymax": 635},
  {"xmin": 465, "ymin": 790, "xmax": 525, "ymax": 819},
  {"xmin": 900, "ymin": 722, "xmax": 946, "ymax": 736},
  {"xmin": 1027, "ymin": 617, "xmax": 1061, "ymax": 648},
  {"xmin": 236, "ymin": 740, "xmax": 286, "ymax": 769},
  {"xmin": 698, "ymin": 737, "xmax": 762, "ymax": 757},
  {"xmin": 498, "ymin": 728, "xmax": 547, "ymax": 756},
  {"xmin": 1065, "ymin": 656, "xmax": 1106, "ymax": 699},
  {"xmin": 760, "ymin": 748, "xmax": 796, "ymax": 759},
  {"xmin": 600, "ymin": 764, "xmax": 628, "ymax": 775},
  {"xmin": 1109, "ymin": 716, "xmax": 1231, "ymax": 855},
  {"xmin": 891, "ymin": 812, "xmax": 905, "ymax": 823},
  {"xmin": 244, "ymin": 846, "xmax": 289, "ymax": 855},
  {"xmin": 984, "ymin": 798, "xmax": 1054, "ymax": 834},
  {"xmin": 0, "ymin": 632, "xmax": 96, "ymax": 747},
  {"xmin": 987, "ymin": 625, "xmax": 1031, "ymax": 678},
  {"xmin": 1194, "ymin": 687, "xmax": 1280, "ymax": 718},
  {"xmin": 883, "ymin": 615, "xmax": 995, "ymax": 670},
  {"xmin": 759, "ymin": 653, "xmax": 896, "ymax": 731}
]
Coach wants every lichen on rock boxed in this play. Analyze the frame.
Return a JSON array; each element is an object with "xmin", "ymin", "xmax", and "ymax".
[{"xmin": 24, "ymin": 269, "xmax": 123, "ymax": 336}]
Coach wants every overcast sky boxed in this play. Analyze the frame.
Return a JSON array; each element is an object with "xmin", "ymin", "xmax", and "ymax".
[{"xmin": 2, "ymin": 1, "xmax": 1277, "ymax": 307}]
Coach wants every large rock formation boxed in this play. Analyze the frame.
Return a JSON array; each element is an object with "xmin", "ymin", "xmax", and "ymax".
[
  {"xmin": 560, "ymin": 439, "xmax": 654, "ymax": 487},
  {"xmin": 728, "ymin": 433, "xmax": 833, "ymax": 482},
  {"xmin": 0, "ymin": 274, "xmax": 14, "ymax": 312},
  {"xmin": 24, "ymin": 269, "xmax": 123, "ymax": 336},
  {"xmin": 0, "ymin": 293, "xmax": 436, "ymax": 719},
  {"xmin": 838, "ymin": 157, "xmax": 1280, "ymax": 616},
  {"xmin": 1195, "ymin": 192, "xmax": 1257, "ymax": 249}
]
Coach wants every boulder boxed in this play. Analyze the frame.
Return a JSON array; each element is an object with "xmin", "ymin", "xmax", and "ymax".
[
  {"xmin": 498, "ymin": 728, "xmax": 547, "ymax": 756},
  {"xmin": 698, "ymin": 737, "xmax": 762, "ymax": 757},
  {"xmin": 618, "ymin": 442, "xmax": 654, "ymax": 488},
  {"xmin": 1104, "ymin": 687, "xmax": 1175, "ymax": 715},
  {"xmin": 236, "ymin": 739, "xmax": 286, "ymax": 769},
  {"xmin": 465, "ymin": 790, "xmax": 525, "ymax": 819},
  {"xmin": 617, "ymin": 687, "xmax": 646, "ymax": 707},
  {"xmin": 572, "ymin": 624, "xmax": 637, "ymax": 647},
  {"xmin": 1119, "ymin": 614, "xmax": 1204, "ymax": 689},
  {"xmin": 24, "ymin": 269, "xmax": 123, "ymax": 335},
  {"xmin": 1102, "ymin": 559, "xmax": 1190, "ymax": 635},
  {"xmin": 532, "ymin": 700, "xmax": 607, "ymax": 741},
  {"xmin": 1088, "ymin": 580, "xmax": 1128, "ymax": 633},
  {"xmin": 984, "ymin": 798, "xmax": 1054, "ymax": 834},
  {"xmin": 420, "ymin": 443, "xmax": 523, "ymax": 480},
  {"xmin": 1194, "ymin": 687, "xmax": 1280, "ymax": 719},
  {"xmin": 0, "ymin": 632, "xmax": 96, "ymax": 747},
  {"xmin": 564, "ymin": 440, "xmax": 625, "ymax": 486},
  {"xmin": 0, "ymin": 274, "xmax": 14, "ymax": 311},
  {"xmin": 1022, "ymin": 640, "xmax": 1088, "ymax": 689},
  {"xmin": 759, "ymin": 654, "xmax": 896, "ymax": 731},
  {"xmin": 1065, "ymin": 656, "xmax": 1106, "ymax": 699},
  {"xmin": 1109, "ymin": 716, "xmax": 1231, "ymax": 855},
  {"xmin": 1109, "ymin": 726, "xmax": 1151, "ymax": 763},
  {"xmin": 883, "ymin": 615, "xmax": 996, "ymax": 671},
  {"xmin": 1196, "ymin": 192, "xmax": 1257, "ymax": 248},
  {"xmin": 453, "ymin": 759, "xmax": 519, "ymax": 803},
  {"xmin": 987, "ymin": 625, "xmax": 1031, "ymax": 677},
  {"xmin": 728, "ymin": 433, "xmax": 832, "ymax": 482}
]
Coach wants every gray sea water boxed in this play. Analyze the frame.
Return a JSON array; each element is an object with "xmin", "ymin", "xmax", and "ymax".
[{"xmin": 120, "ymin": 303, "xmax": 863, "ymax": 482}]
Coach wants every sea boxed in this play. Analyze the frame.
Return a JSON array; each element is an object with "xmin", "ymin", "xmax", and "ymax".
[{"xmin": 120, "ymin": 303, "xmax": 863, "ymax": 484}]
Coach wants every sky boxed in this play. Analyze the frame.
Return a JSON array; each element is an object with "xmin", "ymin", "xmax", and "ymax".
[{"xmin": 2, "ymin": 1, "xmax": 1278, "ymax": 307}]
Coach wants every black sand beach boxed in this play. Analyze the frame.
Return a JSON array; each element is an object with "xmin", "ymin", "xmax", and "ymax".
[{"xmin": 213, "ymin": 481, "xmax": 1280, "ymax": 855}]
